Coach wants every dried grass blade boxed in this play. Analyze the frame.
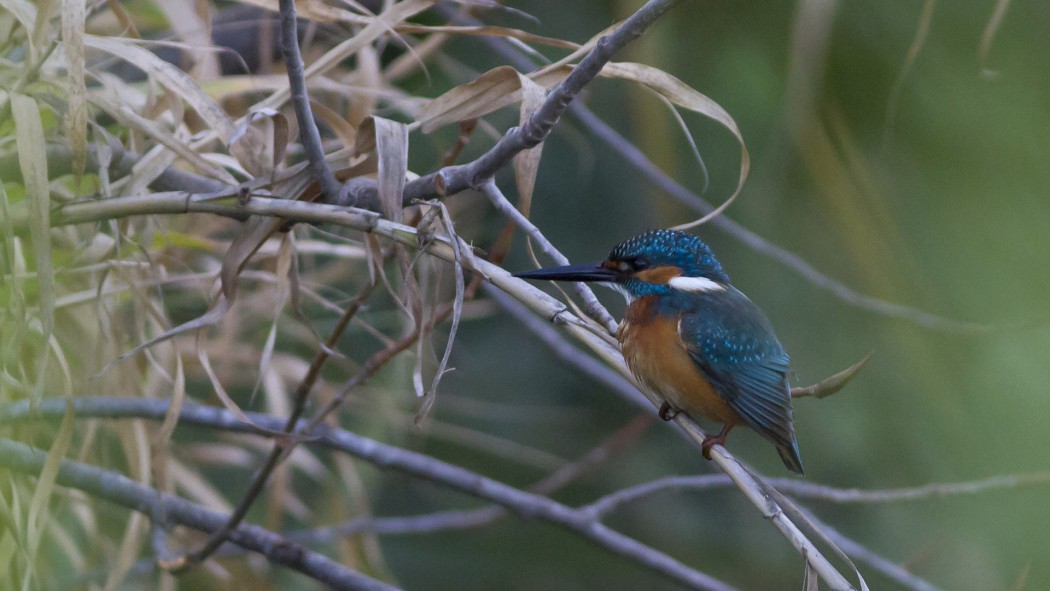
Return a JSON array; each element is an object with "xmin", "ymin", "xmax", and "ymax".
[
  {"xmin": 83, "ymin": 34, "xmax": 235, "ymax": 139},
  {"xmin": 512, "ymin": 74, "xmax": 547, "ymax": 217},
  {"xmin": 0, "ymin": 0, "xmax": 36, "ymax": 43},
  {"xmin": 417, "ymin": 65, "xmax": 524, "ymax": 133},
  {"xmin": 395, "ymin": 24, "xmax": 579, "ymax": 50},
  {"xmin": 90, "ymin": 87, "xmax": 237, "ymax": 183},
  {"xmin": 61, "ymin": 0, "xmax": 87, "ymax": 182},
  {"xmin": 373, "ymin": 117, "xmax": 409, "ymax": 221},
  {"xmin": 595, "ymin": 61, "xmax": 749, "ymax": 229},
  {"xmin": 424, "ymin": 204, "xmax": 466, "ymax": 407},
  {"xmin": 26, "ymin": 401, "xmax": 75, "ymax": 567},
  {"xmin": 255, "ymin": 0, "xmax": 434, "ymax": 112},
  {"xmin": 791, "ymin": 354, "xmax": 871, "ymax": 399}
]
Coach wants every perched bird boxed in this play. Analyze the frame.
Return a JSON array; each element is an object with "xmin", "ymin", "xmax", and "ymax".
[{"xmin": 514, "ymin": 229, "xmax": 803, "ymax": 474}]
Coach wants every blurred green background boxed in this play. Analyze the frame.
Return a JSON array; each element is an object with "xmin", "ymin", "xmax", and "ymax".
[{"xmin": 403, "ymin": 0, "xmax": 1050, "ymax": 589}]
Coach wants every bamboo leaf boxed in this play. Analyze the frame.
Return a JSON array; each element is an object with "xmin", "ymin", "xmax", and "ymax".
[
  {"xmin": 26, "ymin": 401, "xmax": 75, "ymax": 564},
  {"xmin": 513, "ymin": 74, "xmax": 547, "ymax": 217},
  {"xmin": 11, "ymin": 92, "xmax": 54, "ymax": 401},
  {"xmin": 417, "ymin": 66, "xmax": 525, "ymax": 133},
  {"xmin": 61, "ymin": 0, "xmax": 87, "ymax": 182},
  {"xmin": 373, "ymin": 117, "xmax": 409, "ymax": 222},
  {"xmin": 83, "ymin": 34, "xmax": 235, "ymax": 139}
]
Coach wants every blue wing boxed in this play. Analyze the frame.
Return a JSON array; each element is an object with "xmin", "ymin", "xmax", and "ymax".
[{"xmin": 675, "ymin": 287, "xmax": 803, "ymax": 473}]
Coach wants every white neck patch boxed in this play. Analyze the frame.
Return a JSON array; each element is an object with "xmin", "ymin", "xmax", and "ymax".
[
  {"xmin": 603, "ymin": 282, "xmax": 635, "ymax": 303},
  {"xmin": 667, "ymin": 276, "xmax": 725, "ymax": 293}
]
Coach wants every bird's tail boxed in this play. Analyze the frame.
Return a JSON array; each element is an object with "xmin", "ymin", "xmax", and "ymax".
[{"xmin": 777, "ymin": 438, "xmax": 805, "ymax": 475}]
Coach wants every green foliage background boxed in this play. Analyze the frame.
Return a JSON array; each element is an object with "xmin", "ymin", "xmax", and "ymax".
[{"xmin": 446, "ymin": 1, "xmax": 1050, "ymax": 589}]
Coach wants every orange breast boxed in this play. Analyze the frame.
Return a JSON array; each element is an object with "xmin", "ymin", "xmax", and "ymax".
[{"xmin": 619, "ymin": 298, "xmax": 743, "ymax": 426}]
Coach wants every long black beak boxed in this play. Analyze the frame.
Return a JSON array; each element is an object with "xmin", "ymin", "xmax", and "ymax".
[{"xmin": 513, "ymin": 261, "xmax": 621, "ymax": 283}]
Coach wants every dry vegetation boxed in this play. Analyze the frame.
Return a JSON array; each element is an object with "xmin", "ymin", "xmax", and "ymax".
[{"xmin": 0, "ymin": 1, "xmax": 1036, "ymax": 590}]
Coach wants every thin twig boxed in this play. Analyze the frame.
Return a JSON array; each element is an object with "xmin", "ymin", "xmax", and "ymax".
[
  {"xmin": 279, "ymin": 0, "xmax": 342, "ymax": 202},
  {"xmin": 583, "ymin": 473, "xmax": 1050, "ymax": 518},
  {"xmin": 479, "ymin": 180, "xmax": 617, "ymax": 333},
  {"xmin": 2, "ymin": 397, "xmax": 734, "ymax": 591},
  {"xmin": 292, "ymin": 414, "xmax": 652, "ymax": 545},
  {"xmin": 485, "ymin": 284, "xmax": 650, "ymax": 410},
  {"xmin": 343, "ymin": 0, "xmax": 689, "ymax": 209},
  {"xmin": 166, "ymin": 280, "xmax": 378, "ymax": 571},
  {"xmin": 0, "ymin": 437, "xmax": 399, "ymax": 591}
]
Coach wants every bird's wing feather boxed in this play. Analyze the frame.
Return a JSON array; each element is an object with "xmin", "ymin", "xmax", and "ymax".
[{"xmin": 676, "ymin": 287, "xmax": 796, "ymax": 449}]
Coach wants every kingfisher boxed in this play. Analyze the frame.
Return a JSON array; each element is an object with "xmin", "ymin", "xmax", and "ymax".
[{"xmin": 514, "ymin": 229, "xmax": 803, "ymax": 474}]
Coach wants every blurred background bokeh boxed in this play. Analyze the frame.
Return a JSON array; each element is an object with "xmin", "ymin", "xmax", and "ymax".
[{"xmin": 444, "ymin": 1, "xmax": 1050, "ymax": 588}]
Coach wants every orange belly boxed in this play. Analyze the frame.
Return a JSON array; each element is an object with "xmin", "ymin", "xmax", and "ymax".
[{"xmin": 619, "ymin": 310, "xmax": 742, "ymax": 426}]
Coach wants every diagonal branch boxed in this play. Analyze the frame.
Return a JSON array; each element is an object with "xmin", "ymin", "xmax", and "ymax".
[
  {"xmin": 0, "ymin": 436, "xmax": 398, "ymax": 591},
  {"xmin": 343, "ymin": 0, "xmax": 690, "ymax": 208},
  {"xmin": 1, "ymin": 397, "xmax": 734, "ymax": 591},
  {"xmin": 278, "ymin": 0, "xmax": 342, "ymax": 202}
]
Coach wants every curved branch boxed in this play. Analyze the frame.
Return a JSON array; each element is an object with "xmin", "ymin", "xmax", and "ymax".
[
  {"xmin": 1, "ymin": 397, "xmax": 733, "ymax": 591},
  {"xmin": 279, "ymin": 0, "xmax": 342, "ymax": 202},
  {"xmin": 0, "ymin": 436, "xmax": 398, "ymax": 591},
  {"xmin": 346, "ymin": 0, "xmax": 689, "ymax": 207}
]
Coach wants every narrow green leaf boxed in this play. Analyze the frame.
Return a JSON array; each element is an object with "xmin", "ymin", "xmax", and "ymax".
[
  {"xmin": 11, "ymin": 92, "xmax": 53, "ymax": 401},
  {"xmin": 26, "ymin": 401, "xmax": 75, "ymax": 569}
]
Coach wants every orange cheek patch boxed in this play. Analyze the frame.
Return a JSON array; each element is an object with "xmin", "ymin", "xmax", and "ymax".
[{"xmin": 635, "ymin": 266, "xmax": 681, "ymax": 285}]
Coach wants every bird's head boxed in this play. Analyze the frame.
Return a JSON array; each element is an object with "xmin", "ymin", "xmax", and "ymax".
[{"xmin": 514, "ymin": 229, "xmax": 730, "ymax": 299}]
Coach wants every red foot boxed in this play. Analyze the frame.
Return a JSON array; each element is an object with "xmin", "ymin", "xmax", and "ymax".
[
  {"xmin": 658, "ymin": 402, "xmax": 681, "ymax": 421},
  {"xmin": 701, "ymin": 424, "xmax": 734, "ymax": 460}
]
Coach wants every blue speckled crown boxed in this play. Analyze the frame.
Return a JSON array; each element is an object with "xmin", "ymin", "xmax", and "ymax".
[{"xmin": 610, "ymin": 229, "xmax": 729, "ymax": 282}]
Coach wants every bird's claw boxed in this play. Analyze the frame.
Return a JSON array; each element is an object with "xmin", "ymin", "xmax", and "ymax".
[{"xmin": 658, "ymin": 402, "xmax": 681, "ymax": 421}]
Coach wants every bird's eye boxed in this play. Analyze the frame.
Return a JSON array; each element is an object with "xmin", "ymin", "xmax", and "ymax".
[{"xmin": 632, "ymin": 258, "xmax": 650, "ymax": 270}]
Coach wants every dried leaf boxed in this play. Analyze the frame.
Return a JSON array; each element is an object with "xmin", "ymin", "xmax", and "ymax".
[
  {"xmin": 91, "ymin": 84, "xmax": 237, "ymax": 183},
  {"xmin": 373, "ymin": 116, "xmax": 409, "ymax": 221},
  {"xmin": 417, "ymin": 66, "xmax": 525, "ymax": 133},
  {"xmin": 394, "ymin": 24, "xmax": 579, "ymax": 50},
  {"xmin": 255, "ymin": 0, "xmax": 434, "ymax": 112},
  {"xmin": 61, "ymin": 0, "xmax": 87, "ymax": 182},
  {"xmin": 26, "ymin": 401, "xmax": 75, "ymax": 563},
  {"xmin": 230, "ymin": 107, "xmax": 290, "ymax": 174},
  {"xmin": 513, "ymin": 75, "xmax": 547, "ymax": 217},
  {"xmin": 792, "ymin": 354, "xmax": 872, "ymax": 399},
  {"xmin": 599, "ymin": 61, "xmax": 749, "ymax": 229},
  {"xmin": 83, "ymin": 34, "xmax": 235, "ymax": 139},
  {"xmin": 310, "ymin": 100, "xmax": 358, "ymax": 153}
]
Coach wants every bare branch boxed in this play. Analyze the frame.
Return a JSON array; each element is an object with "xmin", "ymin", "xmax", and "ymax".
[
  {"xmin": 583, "ymin": 473, "xmax": 1050, "ymax": 517},
  {"xmin": 480, "ymin": 180, "xmax": 617, "ymax": 333},
  {"xmin": 278, "ymin": 0, "xmax": 341, "ymax": 202},
  {"xmin": 166, "ymin": 280, "xmax": 378, "ymax": 571},
  {"xmin": 345, "ymin": 0, "xmax": 690, "ymax": 209},
  {"xmin": 2, "ymin": 397, "xmax": 734, "ymax": 591},
  {"xmin": 0, "ymin": 436, "xmax": 399, "ymax": 591}
]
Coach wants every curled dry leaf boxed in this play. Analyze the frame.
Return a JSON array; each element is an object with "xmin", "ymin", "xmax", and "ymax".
[
  {"xmin": 417, "ymin": 65, "xmax": 527, "ymax": 134},
  {"xmin": 372, "ymin": 116, "xmax": 410, "ymax": 222},
  {"xmin": 791, "ymin": 354, "xmax": 872, "ymax": 399},
  {"xmin": 513, "ymin": 75, "xmax": 547, "ymax": 217}
]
